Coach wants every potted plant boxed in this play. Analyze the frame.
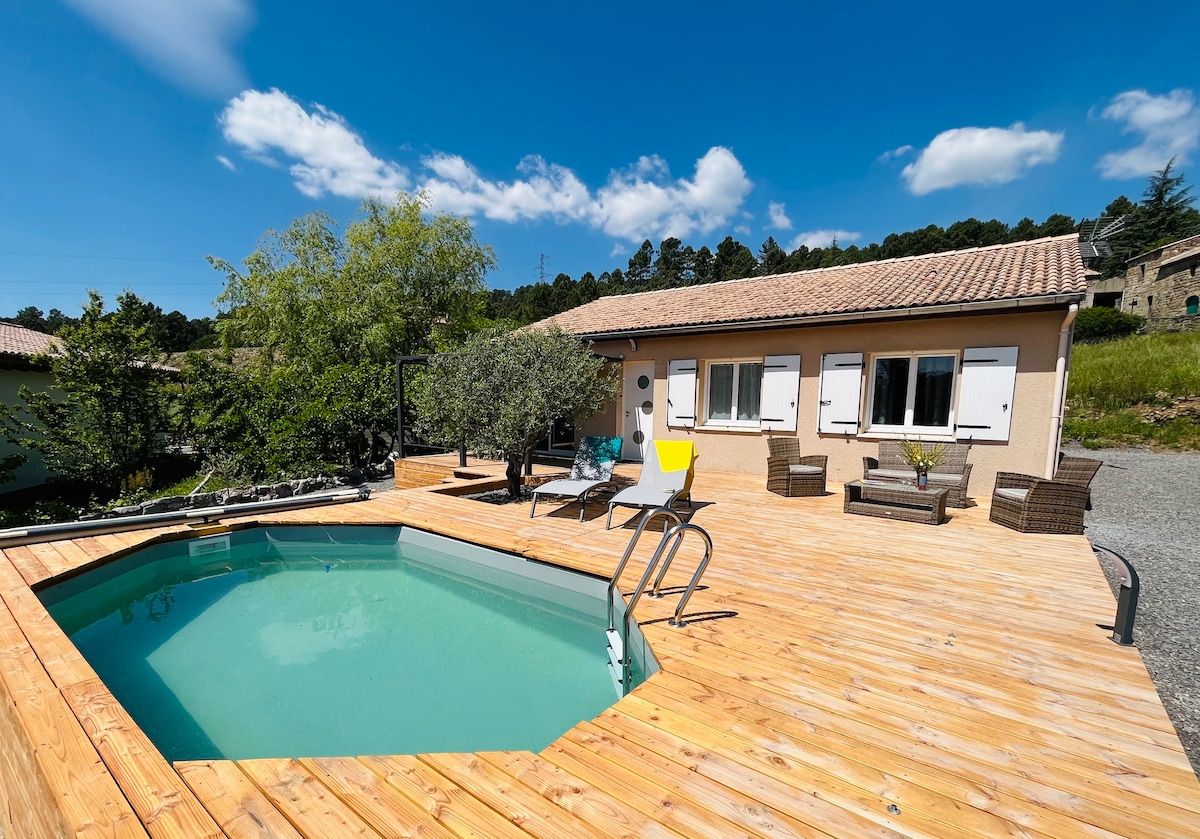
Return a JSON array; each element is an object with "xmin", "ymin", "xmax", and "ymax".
[{"xmin": 897, "ymin": 440, "xmax": 945, "ymax": 490}]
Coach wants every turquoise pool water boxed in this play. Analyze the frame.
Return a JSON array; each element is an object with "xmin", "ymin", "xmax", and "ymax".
[{"xmin": 38, "ymin": 525, "xmax": 650, "ymax": 761}]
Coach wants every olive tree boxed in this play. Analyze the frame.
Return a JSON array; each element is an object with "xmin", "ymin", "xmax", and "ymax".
[{"xmin": 414, "ymin": 327, "xmax": 620, "ymax": 497}]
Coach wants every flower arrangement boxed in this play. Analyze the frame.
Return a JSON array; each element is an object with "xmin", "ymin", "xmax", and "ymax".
[{"xmin": 897, "ymin": 439, "xmax": 946, "ymax": 473}]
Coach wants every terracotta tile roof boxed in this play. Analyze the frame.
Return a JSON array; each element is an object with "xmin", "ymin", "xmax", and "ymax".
[
  {"xmin": 535, "ymin": 235, "xmax": 1086, "ymax": 337},
  {"xmin": 0, "ymin": 322, "xmax": 61, "ymax": 358}
]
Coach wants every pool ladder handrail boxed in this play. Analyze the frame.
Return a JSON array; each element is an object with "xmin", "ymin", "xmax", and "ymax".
[{"xmin": 606, "ymin": 506, "xmax": 714, "ymax": 695}]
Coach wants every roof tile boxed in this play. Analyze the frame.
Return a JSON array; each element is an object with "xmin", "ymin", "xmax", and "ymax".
[
  {"xmin": 535, "ymin": 235, "xmax": 1086, "ymax": 337},
  {"xmin": 0, "ymin": 322, "xmax": 60, "ymax": 358}
]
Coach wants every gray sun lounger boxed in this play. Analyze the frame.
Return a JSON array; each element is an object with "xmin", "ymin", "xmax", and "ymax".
[
  {"xmin": 530, "ymin": 435, "xmax": 622, "ymax": 522},
  {"xmin": 605, "ymin": 447, "xmax": 692, "ymax": 529}
]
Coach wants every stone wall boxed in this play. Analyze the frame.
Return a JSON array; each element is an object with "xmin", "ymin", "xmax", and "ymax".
[
  {"xmin": 87, "ymin": 476, "xmax": 345, "ymax": 520},
  {"xmin": 1121, "ymin": 233, "xmax": 1200, "ymax": 323}
]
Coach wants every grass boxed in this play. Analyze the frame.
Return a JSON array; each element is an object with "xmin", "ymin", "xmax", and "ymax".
[{"xmin": 1065, "ymin": 331, "xmax": 1200, "ymax": 449}]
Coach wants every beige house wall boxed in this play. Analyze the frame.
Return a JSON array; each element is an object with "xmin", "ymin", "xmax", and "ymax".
[
  {"xmin": 582, "ymin": 309, "xmax": 1069, "ymax": 502},
  {"xmin": 0, "ymin": 369, "xmax": 55, "ymax": 494}
]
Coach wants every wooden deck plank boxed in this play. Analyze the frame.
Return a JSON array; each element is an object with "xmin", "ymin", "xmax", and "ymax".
[
  {"xmin": 1, "ymin": 544, "xmax": 51, "ymax": 585},
  {"xmin": 0, "ymin": 599, "xmax": 148, "ymax": 839},
  {"xmin": 418, "ymin": 751, "xmax": 609, "ymax": 839},
  {"xmin": 298, "ymin": 756, "xmax": 460, "ymax": 839},
  {"xmin": 2, "ymin": 468, "xmax": 1199, "ymax": 838},
  {"xmin": 358, "ymin": 754, "xmax": 532, "ymax": 839},
  {"xmin": 478, "ymin": 750, "xmax": 687, "ymax": 839},
  {"xmin": 237, "ymin": 758, "xmax": 382, "ymax": 839},
  {"xmin": 60, "ymin": 678, "xmax": 224, "ymax": 839},
  {"xmin": 640, "ymin": 672, "xmax": 1154, "ymax": 838},
  {"xmin": 176, "ymin": 760, "xmax": 305, "ymax": 839},
  {"xmin": 540, "ymin": 734, "xmax": 772, "ymax": 839}
]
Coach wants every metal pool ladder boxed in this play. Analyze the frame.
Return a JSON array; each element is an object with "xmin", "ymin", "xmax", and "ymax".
[{"xmin": 605, "ymin": 506, "xmax": 714, "ymax": 696}]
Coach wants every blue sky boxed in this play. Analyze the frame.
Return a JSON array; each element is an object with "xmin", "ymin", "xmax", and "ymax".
[{"xmin": 2, "ymin": 1, "xmax": 1199, "ymax": 319}]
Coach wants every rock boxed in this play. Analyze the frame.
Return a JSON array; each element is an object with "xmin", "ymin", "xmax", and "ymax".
[{"xmin": 273, "ymin": 482, "xmax": 293, "ymax": 498}]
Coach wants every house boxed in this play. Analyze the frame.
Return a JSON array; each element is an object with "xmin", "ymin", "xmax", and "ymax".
[
  {"xmin": 1091, "ymin": 232, "xmax": 1200, "ymax": 330},
  {"xmin": 0, "ymin": 322, "xmax": 60, "ymax": 493},
  {"xmin": 534, "ymin": 235, "xmax": 1087, "ymax": 500}
]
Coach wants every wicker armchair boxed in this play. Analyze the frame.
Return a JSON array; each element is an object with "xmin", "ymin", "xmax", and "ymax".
[
  {"xmin": 766, "ymin": 438, "xmax": 828, "ymax": 497},
  {"xmin": 989, "ymin": 456, "xmax": 1102, "ymax": 535}
]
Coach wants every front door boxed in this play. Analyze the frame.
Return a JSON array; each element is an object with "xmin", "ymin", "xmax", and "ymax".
[{"xmin": 621, "ymin": 361, "xmax": 655, "ymax": 461}]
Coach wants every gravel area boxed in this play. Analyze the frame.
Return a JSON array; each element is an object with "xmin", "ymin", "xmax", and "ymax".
[{"xmin": 1068, "ymin": 444, "xmax": 1200, "ymax": 777}]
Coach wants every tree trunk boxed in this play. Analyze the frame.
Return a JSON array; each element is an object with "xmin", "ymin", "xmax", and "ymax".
[{"xmin": 505, "ymin": 455, "xmax": 522, "ymax": 498}]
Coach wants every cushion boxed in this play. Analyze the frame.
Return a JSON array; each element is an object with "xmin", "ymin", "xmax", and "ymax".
[
  {"xmin": 994, "ymin": 487, "xmax": 1029, "ymax": 502},
  {"xmin": 789, "ymin": 464, "xmax": 823, "ymax": 475},
  {"xmin": 866, "ymin": 468, "xmax": 913, "ymax": 480}
]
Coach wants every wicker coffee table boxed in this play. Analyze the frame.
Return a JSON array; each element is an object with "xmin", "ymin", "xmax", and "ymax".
[{"xmin": 844, "ymin": 480, "xmax": 948, "ymax": 525}]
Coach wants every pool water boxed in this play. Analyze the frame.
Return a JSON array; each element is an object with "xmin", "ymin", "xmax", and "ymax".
[{"xmin": 38, "ymin": 525, "xmax": 650, "ymax": 761}]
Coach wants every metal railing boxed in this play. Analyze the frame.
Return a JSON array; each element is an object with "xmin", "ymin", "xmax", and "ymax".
[{"xmin": 606, "ymin": 506, "xmax": 714, "ymax": 694}]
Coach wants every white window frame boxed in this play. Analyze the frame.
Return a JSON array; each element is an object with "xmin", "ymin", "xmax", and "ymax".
[
  {"xmin": 701, "ymin": 358, "xmax": 764, "ymax": 429},
  {"xmin": 864, "ymin": 350, "xmax": 959, "ymax": 438}
]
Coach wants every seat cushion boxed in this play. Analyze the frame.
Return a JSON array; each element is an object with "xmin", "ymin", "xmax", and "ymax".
[
  {"xmin": 994, "ymin": 487, "xmax": 1029, "ymax": 503},
  {"xmin": 789, "ymin": 464, "xmax": 824, "ymax": 475},
  {"xmin": 866, "ymin": 468, "xmax": 913, "ymax": 480}
]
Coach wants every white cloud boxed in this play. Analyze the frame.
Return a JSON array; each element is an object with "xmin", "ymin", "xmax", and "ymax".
[
  {"xmin": 61, "ymin": 0, "xmax": 252, "ymax": 96},
  {"xmin": 876, "ymin": 144, "xmax": 913, "ymax": 164},
  {"xmin": 768, "ymin": 202, "xmax": 792, "ymax": 230},
  {"xmin": 900, "ymin": 123, "xmax": 1063, "ymax": 195},
  {"xmin": 220, "ymin": 89, "xmax": 409, "ymax": 200},
  {"xmin": 220, "ymin": 89, "xmax": 753, "ymax": 243},
  {"xmin": 1097, "ymin": 89, "xmax": 1200, "ymax": 179},
  {"xmin": 790, "ymin": 229, "xmax": 861, "ymax": 250},
  {"xmin": 216, "ymin": 155, "xmax": 236, "ymax": 171}
]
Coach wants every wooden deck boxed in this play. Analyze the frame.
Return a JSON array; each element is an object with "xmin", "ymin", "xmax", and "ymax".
[{"xmin": 3, "ymin": 468, "xmax": 1200, "ymax": 838}]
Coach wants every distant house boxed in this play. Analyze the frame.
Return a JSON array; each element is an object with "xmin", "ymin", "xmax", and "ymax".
[
  {"xmin": 1088, "ymin": 232, "xmax": 1200, "ymax": 330},
  {"xmin": 0, "ymin": 322, "xmax": 60, "ymax": 493},
  {"xmin": 534, "ymin": 235, "xmax": 1087, "ymax": 500}
]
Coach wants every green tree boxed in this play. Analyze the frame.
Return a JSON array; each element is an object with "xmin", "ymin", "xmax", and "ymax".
[
  {"xmin": 212, "ymin": 193, "xmax": 495, "ymax": 367},
  {"xmin": 757, "ymin": 237, "xmax": 789, "ymax": 275},
  {"xmin": 414, "ymin": 327, "xmax": 620, "ymax": 498},
  {"xmin": 1103, "ymin": 159, "xmax": 1200, "ymax": 276},
  {"xmin": 713, "ymin": 236, "xmax": 757, "ymax": 281},
  {"xmin": 1, "ymin": 291, "xmax": 172, "ymax": 491},
  {"xmin": 12, "ymin": 307, "xmax": 48, "ymax": 332},
  {"xmin": 626, "ymin": 240, "xmax": 656, "ymax": 287},
  {"xmin": 201, "ymin": 194, "xmax": 497, "ymax": 473}
]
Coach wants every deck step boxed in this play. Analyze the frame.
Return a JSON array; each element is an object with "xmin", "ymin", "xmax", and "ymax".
[
  {"xmin": 606, "ymin": 661, "xmax": 624, "ymax": 697},
  {"xmin": 605, "ymin": 628, "xmax": 624, "ymax": 663}
]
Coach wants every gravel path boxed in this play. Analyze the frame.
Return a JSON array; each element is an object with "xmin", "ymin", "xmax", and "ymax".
[{"xmin": 1067, "ymin": 444, "xmax": 1200, "ymax": 777}]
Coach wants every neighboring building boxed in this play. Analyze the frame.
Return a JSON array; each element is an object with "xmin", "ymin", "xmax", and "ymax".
[
  {"xmin": 0, "ymin": 322, "xmax": 60, "ymax": 493},
  {"xmin": 1117, "ymin": 232, "xmax": 1200, "ymax": 330},
  {"xmin": 535, "ymin": 235, "xmax": 1086, "ymax": 500}
]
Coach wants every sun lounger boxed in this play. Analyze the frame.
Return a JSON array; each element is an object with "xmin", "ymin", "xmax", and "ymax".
[
  {"xmin": 606, "ymin": 440, "xmax": 697, "ymax": 529},
  {"xmin": 529, "ymin": 435, "xmax": 623, "ymax": 521}
]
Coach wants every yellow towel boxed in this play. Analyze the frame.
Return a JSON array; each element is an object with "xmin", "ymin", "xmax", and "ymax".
[{"xmin": 655, "ymin": 440, "xmax": 698, "ymax": 473}]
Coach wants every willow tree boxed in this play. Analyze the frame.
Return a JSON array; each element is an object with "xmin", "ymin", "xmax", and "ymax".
[
  {"xmin": 199, "ymin": 194, "xmax": 497, "ymax": 475},
  {"xmin": 414, "ymin": 327, "xmax": 620, "ymax": 497}
]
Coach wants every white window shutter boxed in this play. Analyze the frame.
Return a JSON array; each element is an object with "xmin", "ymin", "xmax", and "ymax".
[
  {"xmin": 956, "ymin": 346, "xmax": 1018, "ymax": 442},
  {"xmin": 817, "ymin": 352, "xmax": 863, "ymax": 435},
  {"xmin": 760, "ymin": 354, "xmax": 801, "ymax": 432},
  {"xmin": 666, "ymin": 359, "xmax": 697, "ymax": 428}
]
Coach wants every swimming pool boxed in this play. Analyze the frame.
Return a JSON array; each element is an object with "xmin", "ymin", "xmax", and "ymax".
[{"xmin": 37, "ymin": 525, "xmax": 655, "ymax": 761}]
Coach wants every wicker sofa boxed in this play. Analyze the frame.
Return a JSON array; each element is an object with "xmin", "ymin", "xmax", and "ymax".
[
  {"xmin": 989, "ymin": 456, "xmax": 1103, "ymax": 535},
  {"xmin": 766, "ymin": 438, "xmax": 828, "ymax": 497},
  {"xmin": 862, "ymin": 441, "xmax": 973, "ymax": 507}
]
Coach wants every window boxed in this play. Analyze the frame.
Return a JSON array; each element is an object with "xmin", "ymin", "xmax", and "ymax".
[
  {"xmin": 705, "ymin": 360, "xmax": 762, "ymax": 425},
  {"xmin": 867, "ymin": 353, "xmax": 956, "ymax": 432},
  {"xmin": 1187, "ymin": 296, "xmax": 1199, "ymax": 316}
]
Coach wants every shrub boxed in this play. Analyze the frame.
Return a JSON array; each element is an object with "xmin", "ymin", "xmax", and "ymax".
[{"xmin": 1074, "ymin": 307, "xmax": 1144, "ymax": 343}]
